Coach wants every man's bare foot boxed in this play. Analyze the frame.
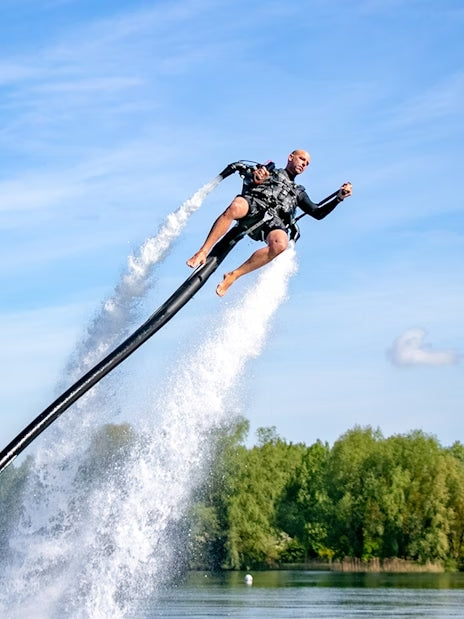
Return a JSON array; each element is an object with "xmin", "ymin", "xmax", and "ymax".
[
  {"xmin": 186, "ymin": 249, "xmax": 207, "ymax": 268},
  {"xmin": 216, "ymin": 272, "xmax": 236, "ymax": 297}
]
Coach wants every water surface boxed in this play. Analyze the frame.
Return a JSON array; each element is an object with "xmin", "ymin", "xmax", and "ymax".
[{"xmin": 139, "ymin": 570, "xmax": 464, "ymax": 618}]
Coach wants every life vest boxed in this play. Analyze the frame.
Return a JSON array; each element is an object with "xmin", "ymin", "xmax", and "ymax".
[
  {"xmin": 240, "ymin": 168, "xmax": 303, "ymax": 241},
  {"xmin": 242, "ymin": 168, "xmax": 303, "ymax": 221}
]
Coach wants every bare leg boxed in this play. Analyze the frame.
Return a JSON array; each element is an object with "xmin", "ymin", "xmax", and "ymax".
[
  {"xmin": 216, "ymin": 229, "xmax": 288, "ymax": 296},
  {"xmin": 187, "ymin": 197, "xmax": 249, "ymax": 268}
]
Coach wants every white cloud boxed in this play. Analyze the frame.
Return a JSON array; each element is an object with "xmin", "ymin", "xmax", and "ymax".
[{"xmin": 388, "ymin": 328, "xmax": 460, "ymax": 367}]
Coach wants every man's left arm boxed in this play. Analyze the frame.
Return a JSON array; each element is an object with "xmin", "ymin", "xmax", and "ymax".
[{"xmin": 299, "ymin": 182, "xmax": 352, "ymax": 220}]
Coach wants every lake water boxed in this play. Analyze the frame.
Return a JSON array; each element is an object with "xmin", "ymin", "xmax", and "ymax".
[{"xmin": 136, "ymin": 570, "xmax": 464, "ymax": 618}]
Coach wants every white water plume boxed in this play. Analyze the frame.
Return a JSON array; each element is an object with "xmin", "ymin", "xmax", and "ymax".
[
  {"xmin": 66, "ymin": 175, "xmax": 221, "ymax": 380},
  {"xmin": 27, "ymin": 177, "xmax": 220, "ymax": 471},
  {"xmin": 0, "ymin": 246, "xmax": 298, "ymax": 619}
]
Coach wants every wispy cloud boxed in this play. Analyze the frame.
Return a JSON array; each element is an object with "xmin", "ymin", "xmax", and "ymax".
[
  {"xmin": 389, "ymin": 72, "xmax": 464, "ymax": 129},
  {"xmin": 388, "ymin": 328, "xmax": 460, "ymax": 367}
]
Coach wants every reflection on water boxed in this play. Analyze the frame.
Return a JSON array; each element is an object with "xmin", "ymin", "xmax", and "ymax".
[{"xmin": 138, "ymin": 570, "xmax": 464, "ymax": 618}]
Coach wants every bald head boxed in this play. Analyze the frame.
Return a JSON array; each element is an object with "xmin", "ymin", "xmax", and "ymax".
[
  {"xmin": 291, "ymin": 149, "xmax": 310, "ymax": 159},
  {"xmin": 286, "ymin": 150, "xmax": 311, "ymax": 178}
]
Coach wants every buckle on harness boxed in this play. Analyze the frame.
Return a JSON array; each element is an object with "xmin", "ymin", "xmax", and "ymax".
[{"xmin": 240, "ymin": 210, "xmax": 274, "ymax": 237}]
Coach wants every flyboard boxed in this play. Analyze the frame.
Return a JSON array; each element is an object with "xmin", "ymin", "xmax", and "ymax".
[{"xmin": 0, "ymin": 160, "xmax": 339, "ymax": 475}]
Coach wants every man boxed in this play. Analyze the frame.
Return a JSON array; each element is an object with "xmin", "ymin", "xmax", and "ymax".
[{"xmin": 187, "ymin": 149, "xmax": 352, "ymax": 296}]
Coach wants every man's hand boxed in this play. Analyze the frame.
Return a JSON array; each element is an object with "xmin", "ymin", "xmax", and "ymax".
[
  {"xmin": 253, "ymin": 165, "xmax": 271, "ymax": 185},
  {"xmin": 338, "ymin": 182, "xmax": 352, "ymax": 200}
]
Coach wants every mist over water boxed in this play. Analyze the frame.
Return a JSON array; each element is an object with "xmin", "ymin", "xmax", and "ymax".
[{"xmin": 0, "ymin": 178, "xmax": 297, "ymax": 617}]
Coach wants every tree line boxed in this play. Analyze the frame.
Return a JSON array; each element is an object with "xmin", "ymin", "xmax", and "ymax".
[
  {"xmin": 187, "ymin": 421, "xmax": 464, "ymax": 571},
  {"xmin": 2, "ymin": 421, "xmax": 464, "ymax": 571}
]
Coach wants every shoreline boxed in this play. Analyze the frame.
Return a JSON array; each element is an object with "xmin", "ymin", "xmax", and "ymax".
[{"xmin": 280, "ymin": 558, "xmax": 446, "ymax": 573}]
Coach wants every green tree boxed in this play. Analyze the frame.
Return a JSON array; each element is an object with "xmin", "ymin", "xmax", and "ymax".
[
  {"xmin": 388, "ymin": 431, "xmax": 450, "ymax": 563},
  {"xmin": 223, "ymin": 427, "xmax": 305, "ymax": 569},
  {"xmin": 442, "ymin": 449, "xmax": 464, "ymax": 568},
  {"xmin": 277, "ymin": 440, "xmax": 331, "ymax": 561},
  {"xmin": 325, "ymin": 425, "xmax": 383, "ymax": 559},
  {"xmin": 186, "ymin": 416, "xmax": 250, "ymax": 570}
]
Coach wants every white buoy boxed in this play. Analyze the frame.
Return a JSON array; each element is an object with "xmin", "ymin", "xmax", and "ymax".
[{"xmin": 244, "ymin": 574, "xmax": 253, "ymax": 586}]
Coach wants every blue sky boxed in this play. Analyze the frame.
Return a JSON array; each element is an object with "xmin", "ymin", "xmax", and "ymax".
[{"xmin": 0, "ymin": 0, "xmax": 463, "ymax": 452}]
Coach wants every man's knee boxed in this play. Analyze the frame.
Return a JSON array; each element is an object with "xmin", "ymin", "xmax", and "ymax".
[
  {"xmin": 266, "ymin": 230, "xmax": 288, "ymax": 256},
  {"xmin": 225, "ymin": 196, "xmax": 249, "ymax": 220}
]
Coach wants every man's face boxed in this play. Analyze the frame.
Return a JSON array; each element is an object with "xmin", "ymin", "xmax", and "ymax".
[{"xmin": 286, "ymin": 151, "xmax": 311, "ymax": 176}]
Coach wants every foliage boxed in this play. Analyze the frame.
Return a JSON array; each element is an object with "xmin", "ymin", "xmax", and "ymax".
[{"xmin": 191, "ymin": 424, "xmax": 464, "ymax": 571}]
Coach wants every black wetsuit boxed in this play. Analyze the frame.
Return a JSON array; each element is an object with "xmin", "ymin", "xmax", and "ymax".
[{"xmin": 239, "ymin": 167, "xmax": 342, "ymax": 241}]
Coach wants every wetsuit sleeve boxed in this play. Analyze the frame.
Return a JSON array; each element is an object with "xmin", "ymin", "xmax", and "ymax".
[{"xmin": 297, "ymin": 189, "xmax": 342, "ymax": 220}]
